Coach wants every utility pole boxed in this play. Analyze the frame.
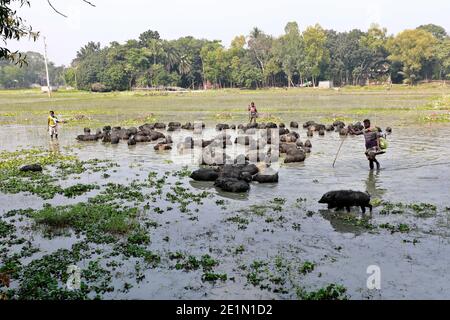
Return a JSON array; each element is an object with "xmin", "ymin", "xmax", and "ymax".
[{"xmin": 43, "ymin": 36, "xmax": 52, "ymax": 98}]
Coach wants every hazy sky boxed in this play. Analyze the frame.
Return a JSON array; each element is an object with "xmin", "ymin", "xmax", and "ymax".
[{"xmin": 9, "ymin": 0, "xmax": 450, "ymax": 66}]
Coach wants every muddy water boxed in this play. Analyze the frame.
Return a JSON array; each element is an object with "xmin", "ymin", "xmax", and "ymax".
[{"xmin": 1, "ymin": 122, "xmax": 450, "ymax": 299}]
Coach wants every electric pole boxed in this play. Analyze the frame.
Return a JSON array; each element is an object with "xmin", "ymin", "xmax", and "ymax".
[{"xmin": 43, "ymin": 36, "xmax": 52, "ymax": 98}]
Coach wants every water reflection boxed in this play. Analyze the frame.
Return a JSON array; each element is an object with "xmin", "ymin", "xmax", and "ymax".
[
  {"xmin": 365, "ymin": 170, "xmax": 386, "ymax": 200},
  {"xmin": 188, "ymin": 180, "xmax": 250, "ymax": 201},
  {"xmin": 319, "ymin": 209, "xmax": 373, "ymax": 236},
  {"xmin": 48, "ymin": 140, "xmax": 61, "ymax": 154}
]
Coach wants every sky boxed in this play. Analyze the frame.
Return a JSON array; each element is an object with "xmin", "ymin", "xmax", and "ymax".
[{"xmin": 8, "ymin": 0, "xmax": 450, "ymax": 66}]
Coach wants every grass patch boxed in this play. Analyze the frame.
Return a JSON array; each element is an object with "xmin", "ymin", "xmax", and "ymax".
[
  {"xmin": 62, "ymin": 184, "xmax": 99, "ymax": 198},
  {"xmin": 299, "ymin": 261, "xmax": 315, "ymax": 275},
  {"xmin": 226, "ymin": 215, "xmax": 250, "ymax": 229},
  {"xmin": 0, "ymin": 220, "xmax": 16, "ymax": 238},
  {"xmin": 297, "ymin": 284, "xmax": 348, "ymax": 300},
  {"xmin": 174, "ymin": 254, "xmax": 219, "ymax": 272},
  {"xmin": 379, "ymin": 223, "xmax": 411, "ymax": 234},
  {"xmin": 29, "ymin": 203, "xmax": 139, "ymax": 241},
  {"xmin": 202, "ymin": 272, "xmax": 227, "ymax": 282}
]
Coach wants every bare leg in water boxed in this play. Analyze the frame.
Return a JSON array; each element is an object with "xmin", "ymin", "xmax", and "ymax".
[{"xmin": 367, "ymin": 151, "xmax": 380, "ymax": 170}]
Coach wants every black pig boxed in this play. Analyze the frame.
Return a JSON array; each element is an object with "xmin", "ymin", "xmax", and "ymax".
[{"xmin": 319, "ymin": 190, "xmax": 372, "ymax": 213}]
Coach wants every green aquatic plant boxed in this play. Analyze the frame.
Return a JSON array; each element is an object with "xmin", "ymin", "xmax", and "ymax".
[
  {"xmin": 102, "ymin": 183, "xmax": 146, "ymax": 203},
  {"xmin": 380, "ymin": 201, "xmax": 437, "ymax": 217},
  {"xmin": 340, "ymin": 215, "xmax": 376, "ymax": 230},
  {"xmin": 245, "ymin": 258, "xmax": 293, "ymax": 293},
  {"xmin": 119, "ymin": 243, "xmax": 160, "ymax": 266},
  {"xmin": 62, "ymin": 184, "xmax": 99, "ymax": 198},
  {"xmin": 408, "ymin": 203, "xmax": 437, "ymax": 218},
  {"xmin": 127, "ymin": 229, "xmax": 151, "ymax": 245},
  {"xmin": 165, "ymin": 184, "xmax": 210, "ymax": 213},
  {"xmin": 271, "ymin": 198, "xmax": 287, "ymax": 205},
  {"xmin": 169, "ymin": 252, "xmax": 185, "ymax": 260},
  {"xmin": 175, "ymin": 255, "xmax": 200, "ymax": 271},
  {"xmin": 6, "ymin": 245, "xmax": 114, "ymax": 300},
  {"xmin": 172, "ymin": 166, "xmax": 192, "ymax": 178},
  {"xmin": 370, "ymin": 198, "xmax": 383, "ymax": 207},
  {"xmin": 299, "ymin": 261, "xmax": 315, "ymax": 275},
  {"xmin": 234, "ymin": 245, "xmax": 245, "ymax": 255},
  {"xmin": 0, "ymin": 150, "xmax": 118, "ymax": 200},
  {"xmin": 0, "ymin": 149, "xmax": 76, "ymax": 172},
  {"xmin": 292, "ymin": 223, "xmax": 301, "ymax": 231},
  {"xmin": 174, "ymin": 254, "xmax": 218, "ymax": 272},
  {"xmin": 0, "ymin": 220, "xmax": 15, "ymax": 238},
  {"xmin": 29, "ymin": 203, "xmax": 139, "ymax": 240},
  {"xmin": 297, "ymin": 284, "xmax": 348, "ymax": 300},
  {"xmin": 379, "ymin": 202, "xmax": 405, "ymax": 215},
  {"xmin": 379, "ymin": 223, "xmax": 411, "ymax": 234},
  {"xmin": 202, "ymin": 272, "xmax": 227, "ymax": 282},
  {"xmin": 0, "ymin": 170, "xmax": 63, "ymax": 200},
  {"xmin": 226, "ymin": 216, "xmax": 250, "ymax": 229}
]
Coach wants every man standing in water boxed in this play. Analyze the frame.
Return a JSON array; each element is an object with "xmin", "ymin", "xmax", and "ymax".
[
  {"xmin": 248, "ymin": 102, "xmax": 258, "ymax": 124},
  {"xmin": 350, "ymin": 119, "xmax": 382, "ymax": 170},
  {"xmin": 48, "ymin": 111, "xmax": 60, "ymax": 139}
]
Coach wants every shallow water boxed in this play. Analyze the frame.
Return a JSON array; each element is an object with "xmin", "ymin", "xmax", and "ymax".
[{"xmin": 1, "ymin": 121, "xmax": 450, "ymax": 299}]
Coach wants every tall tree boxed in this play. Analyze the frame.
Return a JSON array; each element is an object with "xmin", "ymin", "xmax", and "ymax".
[
  {"xmin": 138, "ymin": 29, "xmax": 160, "ymax": 47},
  {"xmin": 303, "ymin": 24, "xmax": 329, "ymax": 87},
  {"xmin": 274, "ymin": 22, "xmax": 304, "ymax": 87},
  {"xmin": 417, "ymin": 24, "xmax": 448, "ymax": 40},
  {"xmin": 248, "ymin": 27, "xmax": 273, "ymax": 86},
  {"xmin": 74, "ymin": 42, "xmax": 101, "ymax": 65},
  {"xmin": 435, "ymin": 38, "xmax": 450, "ymax": 81},
  {"xmin": 387, "ymin": 29, "xmax": 437, "ymax": 84}
]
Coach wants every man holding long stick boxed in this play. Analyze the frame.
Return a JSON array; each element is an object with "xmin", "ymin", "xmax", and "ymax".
[{"xmin": 350, "ymin": 119, "xmax": 382, "ymax": 170}]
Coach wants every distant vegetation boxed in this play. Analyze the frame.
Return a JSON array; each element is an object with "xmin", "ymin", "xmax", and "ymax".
[
  {"xmin": 1, "ymin": 22, "xmax": 449, "ymax": 90},
  {"xmin": 63, "ymin": 23, "xmax": 449, "ymax": 91},
  {"xmin": 0, "ymin": 51, "xmax": 65, "ymax": 89}
]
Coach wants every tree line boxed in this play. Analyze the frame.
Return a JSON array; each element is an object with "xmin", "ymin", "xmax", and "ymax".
[
  {"xmin": 1, "ymin": 22, "xmax": 449, "ymax": 90},
  {"xmin": 64, "ymin": 23, "xmax": 450, "ymax": 90},
  {"xmin": 0, "ymin": 51, "xmax": 65, "ymax": 88}
]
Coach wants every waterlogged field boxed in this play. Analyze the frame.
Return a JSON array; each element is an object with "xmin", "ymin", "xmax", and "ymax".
[{"xmin": 0, "ymin": 86, "xmax": 450, "ymax": 300}]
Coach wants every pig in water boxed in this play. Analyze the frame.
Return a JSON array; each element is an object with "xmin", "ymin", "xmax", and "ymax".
[{"xmin": 318, "ymin": 190, "xmax": 372, "ymax": 213}]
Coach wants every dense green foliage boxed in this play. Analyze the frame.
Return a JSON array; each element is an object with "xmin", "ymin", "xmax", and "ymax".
[
  {"xmin": 61, "ymin": 23, "xmax": 450, "ymax": 90},
  {"xmin": 0, "ymin": 0, "xmax": 38, "ymax": 64}
]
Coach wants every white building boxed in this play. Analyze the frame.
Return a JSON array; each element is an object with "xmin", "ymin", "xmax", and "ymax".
[{"xmin": 318, "ymin": 81, "xmax": 333, "ymax": 89}]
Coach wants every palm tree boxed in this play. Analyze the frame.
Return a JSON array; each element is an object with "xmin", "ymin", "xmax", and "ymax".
[
  {"xmin": 161, "ymin": 42, "xmax": 180, "ymax": 72},
  {"xmin": 249, "ymin": 27, "xmax": 263, "ymax": 41},
  {"xmin": 148, "ymin": 39, "xmax": 164, "ymax": 65},
  {"xmin": 178, "ymin": 54, "xmax": 192, "ymax": 75}
]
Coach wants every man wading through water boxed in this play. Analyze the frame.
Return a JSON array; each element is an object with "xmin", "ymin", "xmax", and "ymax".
[
  {"xmin": 48, "ymin": 111, "xmax": 60, "ymax": 139},
  {"xmin": 350, "ymin": 119, "xmax": 383, "ymax": 170},
  {"xmin": 248, "ymin": 102, "xmax": 258, "ymax": 124}
]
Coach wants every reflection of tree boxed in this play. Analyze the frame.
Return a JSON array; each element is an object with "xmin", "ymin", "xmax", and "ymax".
[{"xmin": 365, "ymin": 170, "xmax": 386, "ymax": 200}]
